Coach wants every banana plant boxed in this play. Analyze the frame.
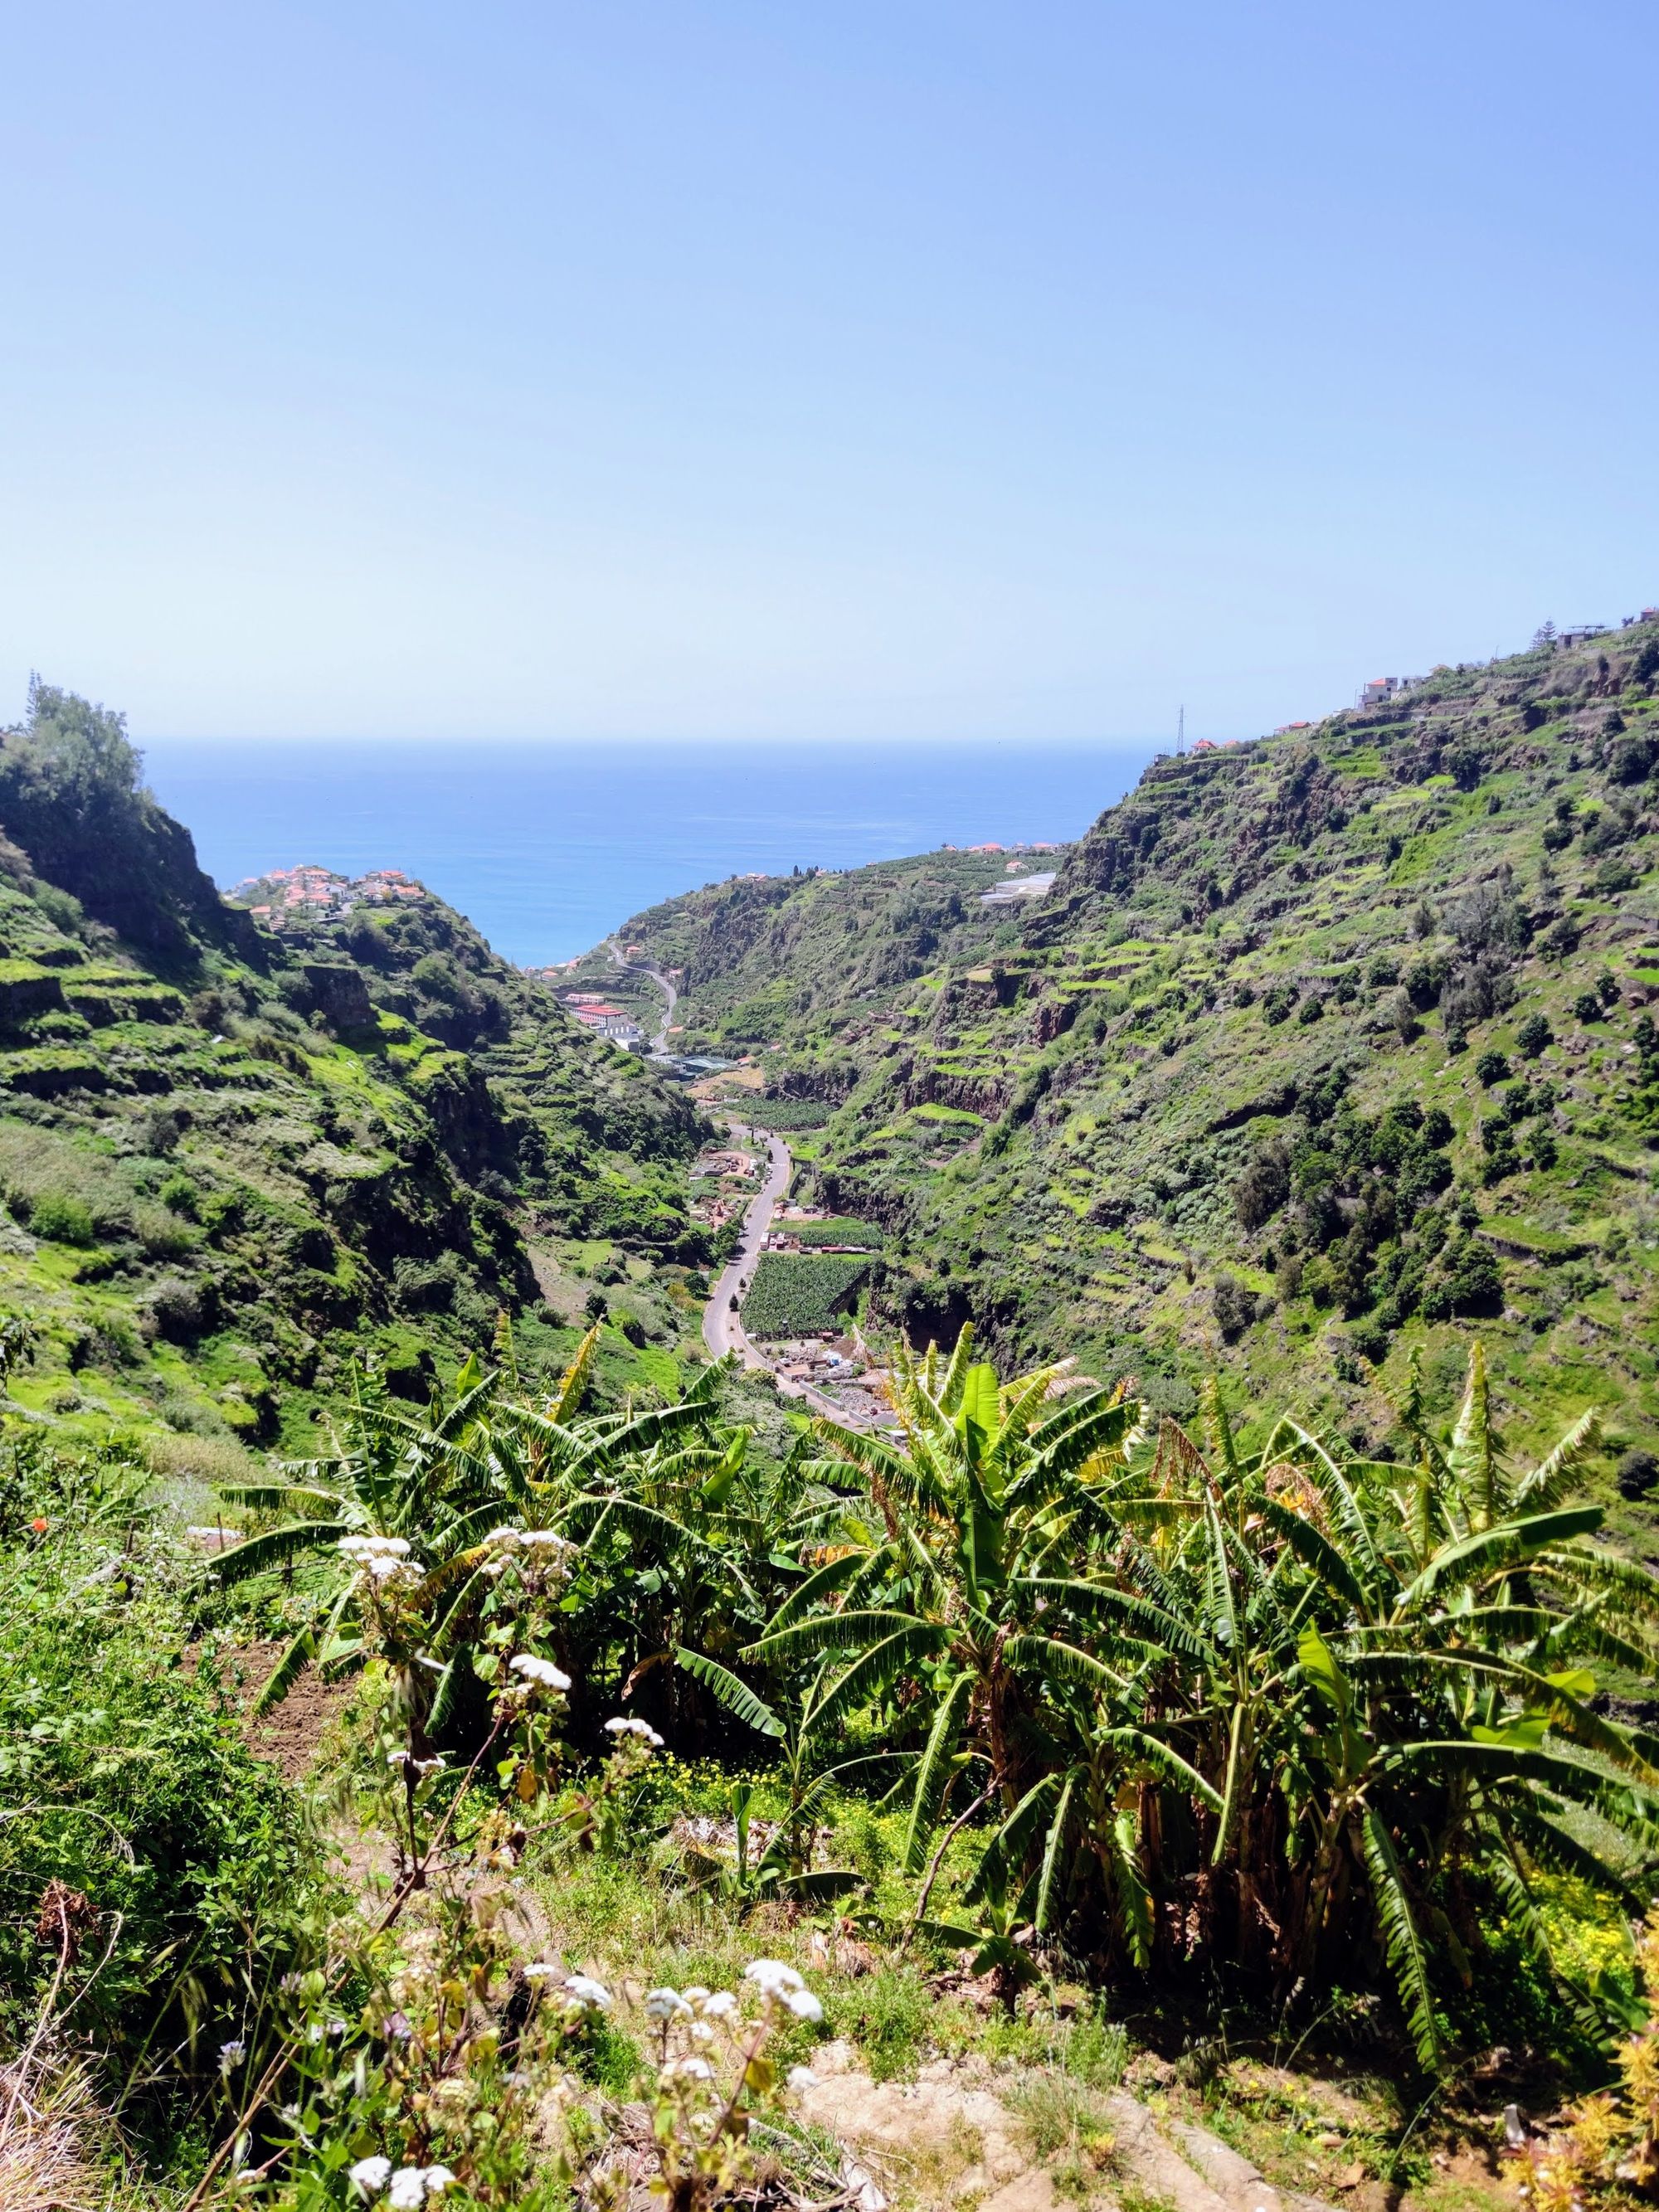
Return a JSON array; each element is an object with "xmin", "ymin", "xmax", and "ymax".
[
  {"xmin": 744, "ymin": 1328, "xmax": 1149, "ymax": 1879},
  {"xmin": 212, "ymin": 1352, "xmax": 506, "ymax": 1714},
  {"xmin": 755, "ymin": 1330, "xmax": 1659, "ymax": 2071}
]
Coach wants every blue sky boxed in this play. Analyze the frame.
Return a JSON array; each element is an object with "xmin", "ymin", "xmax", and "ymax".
[{"xmin": 3, "ymin": 2, "xmax": 1657, "ymax": 744}]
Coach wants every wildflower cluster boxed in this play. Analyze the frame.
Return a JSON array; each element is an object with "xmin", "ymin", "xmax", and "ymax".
[
  {"xmin": 491, "ymin": 1649, "xmax": 574, "ymax": 1805},
  {"xmin": 1530, "ymin": 1906, "xmax": 1659, "ymax": 2212},
  {"xmin": 589, "ymin": 1960, "xmax": 825, "ymax": 2212},
  {"xmin": 479, "ymin": 1526, "xmax": 576, "ymax": 1582},
  {"xmin": 265, "ymin": 1912, "xmax": 577, "ymax": 2210},
  {"xmin": 348, "ymin": 2154, "xmax": 455, "ymax": 2206},
  {"xmin": 338, "ymin": 1534, "xmax": 424, "ymax": 1590},
  {"xmin": 523, "ymin": 1964, "xmax": 613, "ymax": 2024},
  {"xmin": 557, "ymin": 1714, "xmax": 664, "ymax": 1855}
]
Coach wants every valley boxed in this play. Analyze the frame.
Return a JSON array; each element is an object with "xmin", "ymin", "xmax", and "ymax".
[
  {"xmin": 5, "ymin": 633, "xmax": 1659, "ymax": 2212},
  {"xmin": 592, "ymin": 623, "xmax": 1659, "ymax": 1495}
]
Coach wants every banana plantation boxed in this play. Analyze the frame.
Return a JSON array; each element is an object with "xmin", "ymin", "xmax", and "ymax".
[{"xmin": 213, "ymin": 1325, "xmax": 1655, "ymax": 2074}]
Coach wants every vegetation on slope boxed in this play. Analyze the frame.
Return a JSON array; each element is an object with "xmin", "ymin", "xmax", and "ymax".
[
  {"xmin": 0, "ymin": 685, "xmax": 708, "ymax": 1451},
  {"xmin": 609, "ymin": 625, "xmax": 1659, "ymax": 1473},
  {"xmin": 564, "ymin": 848, "xmax": 1051, "ymax": 1056},
  {"xmin": 8, "ymin": 1325, "xmax": 1652, "ymax": 2206}
]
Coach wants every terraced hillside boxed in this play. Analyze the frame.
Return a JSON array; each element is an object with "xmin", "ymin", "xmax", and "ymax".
[
  {"xmin": 0, "ymin": 685, "xmax": 707, "ymax": 1455},
  {"xmin": 562, "ymin": 847, "xmax": 1062, "ymax": 1054},
  {"xmin": 607, "ymin": 625, "xmax": 1659, "ymax": 1477}
]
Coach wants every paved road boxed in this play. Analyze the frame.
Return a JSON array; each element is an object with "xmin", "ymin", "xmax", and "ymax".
[
  {"xmin": 702, "ymin": 1125, "xmax": 791, "ymax": 1367},
  {"xmin": 608, "ymin": 938, "xmax": 678, "ymax": 1053},
  {"xmin": 697, "ymin": 1121, "xmax": 874, "ymax": 1427}
]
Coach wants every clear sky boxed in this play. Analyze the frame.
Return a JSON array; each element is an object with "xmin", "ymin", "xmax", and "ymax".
[{"xmin": 3, "ymin": 2, "xmax": 1657, "ymax": 745}]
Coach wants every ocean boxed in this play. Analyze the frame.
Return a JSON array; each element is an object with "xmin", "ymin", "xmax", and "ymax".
[{"xmin": 139, "ymin": 738, "xmax": 1155, "ymax": 968}]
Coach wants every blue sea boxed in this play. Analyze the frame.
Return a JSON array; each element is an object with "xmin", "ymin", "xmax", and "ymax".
[{"xmin": 139, "ymin": 740, "xmax": 1155, "ymax": 969}]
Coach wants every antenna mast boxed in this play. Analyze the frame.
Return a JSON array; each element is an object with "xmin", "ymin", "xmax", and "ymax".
[{"xmin": 1176, "ymin": 704, "xmax": 1185, "ymax": 755}]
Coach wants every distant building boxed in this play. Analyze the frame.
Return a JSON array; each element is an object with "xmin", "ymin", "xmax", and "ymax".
[
  {"xmin": 966, "ymin": 842, "xmax": 1006, "ymax": 854},
  {"xmin": 1355, "ymin": 675, "xmax": 1423, "ymax": 708},
  {"xmin": 980, "ymin": 871, "xmax": 1057, "ymax": 906},
  {"xmin": 1559, "ymin": 625, "xmax": 1609, "ymax": 648}
]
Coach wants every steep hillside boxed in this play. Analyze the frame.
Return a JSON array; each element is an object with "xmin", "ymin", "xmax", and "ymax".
[
  {"xmin": 0, "ymin": 688, "xmax": 708, "ymax": 1453},
  {"xmin": 562, "ymin": 847, "xmax": 1063, "ymax": 1061},
  {"xmin": 611, "ymin": 625, "xmax": 1659, "ymax": 1476}
]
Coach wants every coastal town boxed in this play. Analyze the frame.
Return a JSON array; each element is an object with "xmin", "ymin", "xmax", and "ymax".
[{"xmin": 226, "ymin": 863, "xmax": 428, "ymax": 926}]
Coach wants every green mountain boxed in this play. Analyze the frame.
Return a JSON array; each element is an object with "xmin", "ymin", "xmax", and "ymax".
[
  {"xmin": 0, "ymin": 685, "xmax": 707, "ymax": 1455},
  {"xmin": 602, "ymin": 625, "xmax": 1659, "ymax": 1481}
]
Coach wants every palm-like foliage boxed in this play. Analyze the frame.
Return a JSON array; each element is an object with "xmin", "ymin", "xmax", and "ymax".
[
  {"xmin": 218, "ymin": 1323, "xmax": 848, "ymax": 1750},
  {"xmin": 213, "ymin": 1352, "xmax": 508, "ymax": 1714},
  {"xmin": 744, "ymin": 1328, "xmax": 1148, "ymax": 1874},
  {"xmin": 480, "ymin": 1373, "xmax": 862, "ymax": 1744},
  {"xmin": 751, "ymin": 1334, "xmax": 1659, "ymax": 2069}
]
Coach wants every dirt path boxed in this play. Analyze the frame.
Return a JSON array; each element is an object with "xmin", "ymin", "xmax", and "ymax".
[{"xmin": 794, "ymin": 2039, "xmax": 1340, "ymax": 2212}]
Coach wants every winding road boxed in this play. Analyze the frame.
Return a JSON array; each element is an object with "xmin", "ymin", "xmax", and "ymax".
[
  {"xmin": 608, "ymin": 939, "xmax": 678, "ymax": 1053},
  {"xmin": 701, "ymin": 1125, "xmax": 791, "ymax": 1367}
]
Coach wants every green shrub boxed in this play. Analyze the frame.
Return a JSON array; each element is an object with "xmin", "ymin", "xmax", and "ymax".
[
  {"xmin": 158, "ymin": 1172, "xmax": 200, "ymax": 1218},
  {"xmin": 132, "ymin": 1199, "xmax": 197, "ymax": 1257},
  {"xmin": 0, "ymin": 1439, "xmax": 321, "ymax": 2132},
  {"xmin": 28, "ymin": 1189, "xmax": 95, "ymax": 1244}
]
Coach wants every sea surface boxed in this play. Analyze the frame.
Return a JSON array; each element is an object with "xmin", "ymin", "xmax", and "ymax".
[{"xmin": 140, "ymin": 739, "xmax": 1155, "ymax": 968}]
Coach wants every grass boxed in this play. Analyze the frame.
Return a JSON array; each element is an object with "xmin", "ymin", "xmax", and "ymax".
[{"xmin": 783, "ymin": 1216, "xmax": 884, "ymax": 1248}]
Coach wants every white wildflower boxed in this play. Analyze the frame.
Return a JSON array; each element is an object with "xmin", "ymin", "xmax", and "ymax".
[
  {"xmin": 523, "ymin": 1962, "xmax": 561, "ymax": 1981},
  {"xmin": 421, "ymin": 2170, "xmax": 456, "ymax": 2197},
  {"xmin": 698, "ymin": 1990, "xmax": 738, "ymax": 2020},
  {"xmin": 519, "ymin": 1529, "xmax": 571, "ymax": 1550},
  {"xmin": 387, "ymin": 2170, "xmax": 427, "ymax": 2210},
  {"xmin": 788, "ymin": 2066, "xmax": 820, "ymax": 2092},
  {"xmin": 348, "ymin": 2156, "xmax": 392, "ymax": 2195},
  {"xmin": 661, "ymin": 2055, "xmax": 715, "ymax": 2085},
  {"xmin": 562, "ymin": 1973, "xmax": 611, "ymax": 2011},
  {"xmin": 483, "ymin": 1526, "xmax": 522, "ymax": 1548},
  {"xmin": 645, "ymin": 1986, "xmax": 690, "ymax": 2021},
  {"xmin": 603, "ymin": 1715, "xmax": 664, "ymax": 1747},
  {"xmin": 217, "ymin": 2038, "xmax": 245, "ymax": 2073},
  {"xmin": 364, "ymin": 1552, "xmax": 420, "ymax": 1583},
  {"xmin": 743, "ymin": 1959, "xmax": 805, "ymax": 1999},
  {"xmin": 785, "ymin": 1987, "xmax": 825, "ymax": 2023},
  {"xmin": 508, "ymin": 1653, "xmax": 572, "ymax": 1690}
]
